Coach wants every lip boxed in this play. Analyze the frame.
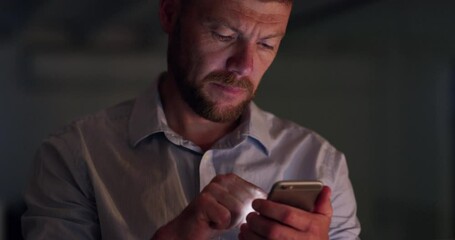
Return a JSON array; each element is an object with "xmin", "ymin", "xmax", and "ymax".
[{"xmin": 211, "ymin": 82, "xmax": 246, "ymax": 95}]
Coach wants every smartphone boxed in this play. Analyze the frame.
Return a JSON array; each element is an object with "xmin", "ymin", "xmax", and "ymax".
[{"xmin": 267, "ymin": 180, "xmax": 323, "ymax": 212}]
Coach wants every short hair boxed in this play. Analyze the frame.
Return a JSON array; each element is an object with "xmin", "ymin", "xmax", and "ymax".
[
  {"xmin": 182, "ymin": 0, "xmax": 293, "ymax": 6},
  {"xmin": 259, "ymin": 0, "xmax": 293, "ymax": 5}
]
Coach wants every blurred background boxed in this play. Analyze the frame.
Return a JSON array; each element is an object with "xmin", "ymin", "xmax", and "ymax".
[{"xmin": 0, "ymin": 0, "xmax": 454, "ymax": 239}]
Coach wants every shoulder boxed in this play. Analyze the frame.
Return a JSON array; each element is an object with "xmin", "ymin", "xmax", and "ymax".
[
  {"xmin": 39, "ymin": 99, "xmax": 136, "ymax": 161},
  {"xmin": 252, "ymin": 105, "xmax": 346, "ymax": 181},
  {"xmin": 50, "ymin": 99, "xmax": 135, "ymax": 140},
  {"xmin": 253, "ymin": 104, "xmax": 335, "ymax": 152},
  {"xmin": 34, "ymin": 99, "xmax": 136, "ymax": 173}
]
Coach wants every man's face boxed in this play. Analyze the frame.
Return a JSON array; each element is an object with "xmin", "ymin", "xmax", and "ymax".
[{"xmin": 167, "ymin": 0, "xmax": 292, "ymax": 122}]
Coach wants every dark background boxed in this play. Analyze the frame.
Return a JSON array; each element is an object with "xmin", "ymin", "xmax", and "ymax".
[{"xmin": 1, "ymin": 0, "xmax": 454, "ymax": 239}]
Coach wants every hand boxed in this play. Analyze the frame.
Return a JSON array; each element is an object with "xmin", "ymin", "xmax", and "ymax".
[
  {"xmin": 153, "ymin": 173, "xmax": 266, "ymax": 240},
  {"xmin": 239, "ymin": 186, "xmax": 332, "ymax": 240}
]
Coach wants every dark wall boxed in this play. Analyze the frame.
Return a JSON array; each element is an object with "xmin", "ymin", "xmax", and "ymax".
[{"xmin": 1, "ymin": 0, "xmax": 454, "ymax": 239}]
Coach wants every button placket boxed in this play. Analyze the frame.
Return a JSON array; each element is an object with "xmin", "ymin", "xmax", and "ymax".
[{"xmin": 199, "ymin": 150, "xmax": 216, "ymax": 191}]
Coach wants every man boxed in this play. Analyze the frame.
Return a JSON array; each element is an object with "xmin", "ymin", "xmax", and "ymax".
[{"xmin": 22, "ymin": 0, "xmax": 361, "ymax": 239}]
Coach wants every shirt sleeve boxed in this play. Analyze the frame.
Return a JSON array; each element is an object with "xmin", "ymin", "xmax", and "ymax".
[
  {"xmin": 327, "ymin": 152, "xmax": 361, "ymax": 240},
  {"xmin": 22, "ymin": 134, "xmax": 101, "ymax": 240}
]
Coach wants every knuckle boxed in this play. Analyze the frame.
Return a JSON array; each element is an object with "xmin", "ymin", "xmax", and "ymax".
[
  {"xmin": 203, "ymin": 181, "xmax": 224, "ymax": 194},
  {"xmin": 218, "ymin": 209, "xmax": 231, "ymax": 226},
  {"xmin": 233, "ymin": 198, "xmax": 244, "ymax": 209},
  {"xmin": 203, "ymin": 183, "xmax": 216, "ymax": 192},
  {"xmin": 308, "ymin": 221, "xmax": 320, "ymax": 233},
  {"xmin": 212, "ymin": 173, "xmax": 239, "ymax": 186},
  {"xmin": 198, "ymin": 191, "xmax": 212, "ymax": 203},
  {"xmin": 307, "ymin": 218, "xmax": 329, "ymax": 234},
  {"xmin": 201, "ymin": 185, "xmax": 210, "ymax": 193},
  {"xmin": 280, "ymin": 208, "xmax": 298, "ymax": 224},
  {"xmin": 265, "ymin": 224, "xmax": 282, "ymax": 239}
]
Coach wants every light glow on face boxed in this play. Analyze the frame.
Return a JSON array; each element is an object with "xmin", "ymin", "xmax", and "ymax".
[{"xmin": 168, "ymin": 0, "xmax": 291, "ymax": 123}]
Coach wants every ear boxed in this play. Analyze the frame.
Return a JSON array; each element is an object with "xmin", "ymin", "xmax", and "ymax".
[{"xmin": 159, "ymin": 0, "xmax": 180, "ymax": 33}]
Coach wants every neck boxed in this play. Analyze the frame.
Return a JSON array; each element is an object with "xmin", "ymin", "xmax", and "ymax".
[{"xmin": 159, "ymin": 74, "xmax": 240, "ymax": 152}]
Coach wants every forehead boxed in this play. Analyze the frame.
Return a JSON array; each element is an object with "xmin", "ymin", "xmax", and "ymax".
[{"xmin": 191, "ymin": 0, "xmax": 292, "ymax": 24}]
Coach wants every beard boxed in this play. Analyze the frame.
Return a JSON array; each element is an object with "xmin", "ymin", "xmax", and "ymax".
[
  {"xmin": 177, "ymin": 71, "xmax": 255, "ymax": 123},
  {"xmin": 168, "ymin": 19, "xmax": 255, "ymax": 123}
]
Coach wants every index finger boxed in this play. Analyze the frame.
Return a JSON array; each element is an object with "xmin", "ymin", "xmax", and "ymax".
[
  {"xmin": 252, "ymin": 198, "xmax": 311, "ymax": 230},
  {"xmin": 212, "ymin": 174, "xmax": 267, "ymax": 201}
]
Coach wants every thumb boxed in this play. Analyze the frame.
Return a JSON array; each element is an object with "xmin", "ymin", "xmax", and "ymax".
[{"xmin": 313, "ymin": 186, "xmax": 333, "ymax": 217}]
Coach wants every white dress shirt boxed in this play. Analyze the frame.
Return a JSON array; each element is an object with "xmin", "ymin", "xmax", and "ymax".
[{"xmin": 22, "ymin": 74, "xmax": 361, "ymax": 239}]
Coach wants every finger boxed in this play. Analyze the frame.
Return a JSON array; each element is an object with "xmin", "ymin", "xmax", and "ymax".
[
  {"xmin": 204, "ymin": 183, "xmax": 243, "ymax": 226},
  {"xmin": 225, "ymin": 179, "xmax": 266, "ymax": 222},
  {"xmin": 252, "ymin": 198, "xmax": 314, "ymax": 230},
  {"xmin": 198, "ymin": 191, "xmax": 232, "ymax": 230},
  {"xmin": 238, "ymin": 223, "xmax": 264, "ymax": 240},
  {"xmin": 212, "ymin": 174, "xmax": 266, "ymax": 202},
  {"xmin": 210, "ymin": 174, "xmax": 266, "ymax": 226},
  {"xmin": 245, "ymin": 211, "xmax": 303, "ymax": 239},
  {"xmin": 229, "ymin": 174, "xmax": 266, "ymax": 200},
  {"xmin": 205, "ymin": 182, "xmax": 243, "ymax": 212},
  {"xmin": 313, "ymin": 186, "xmax": 333, "ymax": 217}
]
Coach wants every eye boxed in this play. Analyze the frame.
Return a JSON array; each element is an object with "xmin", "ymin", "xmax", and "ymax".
[
  {"xmin": 258, "ymin": 42, "xmax": 274, "ymax": 51},
  {"xmin": 212, "ymin": 31, "xmax": 235, "ymax": 42}
]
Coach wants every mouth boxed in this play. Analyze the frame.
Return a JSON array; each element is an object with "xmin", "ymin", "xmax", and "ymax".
[{"xmin": 211, "ymin": 82, "xmax": 247, "ymax": 96}]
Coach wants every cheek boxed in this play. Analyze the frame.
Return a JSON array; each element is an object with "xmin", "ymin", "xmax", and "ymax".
[
  {"xmin": 196, "ymin": 48, "xmax": 230, "ymax": 75},
  {"xmin": 182, "ymin": 46, "xmax": 216, "ymax": 80},
  {"xmin": 257, "ymin": 51, "xmax": 276, "ymax": 71}
]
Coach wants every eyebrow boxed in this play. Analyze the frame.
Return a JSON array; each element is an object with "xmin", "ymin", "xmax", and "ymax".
[
  {"xmin": 203, "ymin": 17, "xmax": 240, "ymax": 33},
  {"xmin": 262, "ymin": 32, "xmax": 285, "ymax": 40},
  {"xmin": 203, "ymin": 17, "xmax": 285, "ymax": 40}
]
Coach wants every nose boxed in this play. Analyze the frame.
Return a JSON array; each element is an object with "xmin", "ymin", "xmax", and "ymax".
[{"xmin": 226, "ymin": 41, "xmax": 254, "ymax": 76}]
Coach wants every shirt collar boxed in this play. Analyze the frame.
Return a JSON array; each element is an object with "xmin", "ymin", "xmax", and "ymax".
[
  {"xmin": 128, "ymin": 73, "xmax": 167, "ymax": 147},
  {"xmin": 128, "ymin": 73, "xmax": 273, "ymax": 155},
  {"xmin": 244, "ymin": 102, "xmax": 273, "ymax": 156}
]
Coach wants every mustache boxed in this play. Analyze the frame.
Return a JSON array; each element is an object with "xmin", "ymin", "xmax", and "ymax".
[{"xmin": 204, "ymin": 71, "xmax": 253, "ymax": 90}]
